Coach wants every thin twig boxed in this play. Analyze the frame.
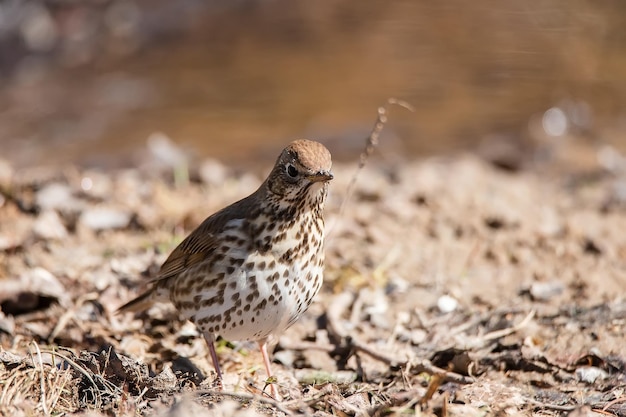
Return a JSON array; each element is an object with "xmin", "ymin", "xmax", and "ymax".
[
  {"xmin": 284, "ymin": 384, "xmax": 335, "ymax": 410},
  {"xmin": 329, "ymin": 98, "xmax": 414, "ymax": 236},
  {"xmin": 40, "ymin": 348, "xmax": 122, "ymax": 407},
  {"xmin": 479, "ymin": 309, "xmax": 536, "ymax": 342},
  {"xmin": 603, "ymin": 396, "xmax": 626, "ymax": 411},
  {"xmin": 528, "ymin": 398, "xmax": 577, "ymax": 412},
  {"xmin": 195, "ymin": 389, "xmax": 293, "ymax": 416}
]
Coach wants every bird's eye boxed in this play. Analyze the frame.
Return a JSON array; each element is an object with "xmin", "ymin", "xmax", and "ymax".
[{"xmin": 286, "ymin": 164, "xmax": 298, "ymax": 178}]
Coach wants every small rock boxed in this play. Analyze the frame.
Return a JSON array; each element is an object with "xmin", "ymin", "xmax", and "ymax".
[
  {"xmin": 33, "ymin": 210, "xmax": 68, "ymax": 240},
  {"xmin": 362, "ymin": 288, "xmax": 390, "ymax": 328},
  {"xmin": 273, "ymin": 350, "xmax": 295, "ymax": 367},
  {"xmin": 199, "ymin": 158, "xmax": 228, "ymax": 186},
  {"xmin": 530, "ymin": 281, "xmax": 564, "ymax": 301},
  {"xmin": 385, "ymin": 275, "xmax": 409, "ymax": 295},
  {"xmin": 151, "ymin": 366, "xmax": 178, "ymax": 392},
  {"xmin": 80, "ymin": 207, "xmax": 131, "ymax": 230},
  {"xmin": 0, "ymin": 311, "xmax": 15, "ymax": 335},
  {"xmin": 410, "ymin": 329, "xmax": 427, "ymax": 345},
  {"xmin": 0, "ymin": 351, "xmax": 23, "ymax": 366},
  {"xmin": 25, "ymin": 267, "xmax": 65, "ymax": 300},
  {"xmin": 109, "ymin": 257, "xmax": 148, "ymax": 276},
  {"xmin": 0, "ymin": 267, "xmax": 68, "ymax": 314},
  {"xmin": 437, "ymin": 294, "xmax": 459, "ymax": 313},
  {"xmin": 36, "ymin": 183, "xmax": 80, "ymax": 211},
  {"xmin": 575, "ymin": 366, "xmax": 608, "ymax": 384}
]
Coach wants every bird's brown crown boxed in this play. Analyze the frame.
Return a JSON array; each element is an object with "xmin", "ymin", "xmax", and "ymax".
[{"xmin": 284, "ymin": 139, "xmax": 332, "ymax": 174}]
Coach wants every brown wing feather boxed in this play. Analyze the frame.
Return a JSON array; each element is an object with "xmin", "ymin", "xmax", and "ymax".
[{"xmin": 153, "ymin": 191, "xmax": 259, "ymax": 282}]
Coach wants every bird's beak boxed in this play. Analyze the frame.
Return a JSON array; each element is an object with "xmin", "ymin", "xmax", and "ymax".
[{"xmin": 307, "ymin": 171, "xmax": 334, "ymax": 183}]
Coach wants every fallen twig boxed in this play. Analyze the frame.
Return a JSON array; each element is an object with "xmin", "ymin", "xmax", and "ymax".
[
  {"xmin": 195, "ymin": 389, "xmax": 293, "ymax": 416},
  {"xmin": 479, "ymin": 309, "xmax": 536, "ymax": 343},
  {"xmin": 528, "ymin": 398, "xmax": 577, "ymax": 412},
  {"xmin": 284, "ymin": 384, "xmax": 335, "ymax": 410},
  {"xmin": 326, "ymin": 292, "xmax": 474, "ymax": 385},
  {"xmin": 602, "ymin": 396, "xmax": 626, "ymax": 412}
]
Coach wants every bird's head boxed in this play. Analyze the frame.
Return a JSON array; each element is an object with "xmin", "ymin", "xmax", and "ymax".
[{"xmin": 266, "ymin": 139, "xmax": 333, "ymax": 201}]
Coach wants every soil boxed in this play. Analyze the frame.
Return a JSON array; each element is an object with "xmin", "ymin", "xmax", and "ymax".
[{"xmin": 0, "ymin": 136, "xmax": 625, "ymax": 416}]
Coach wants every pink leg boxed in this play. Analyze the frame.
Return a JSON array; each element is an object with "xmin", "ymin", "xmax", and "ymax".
[
  {"xmin": 258, "ymin": 339, "xmax": 280, "ymax": 400},
  {"xmin": 203, "ymin": 333, "xmax": 223, "ymax": 386}
]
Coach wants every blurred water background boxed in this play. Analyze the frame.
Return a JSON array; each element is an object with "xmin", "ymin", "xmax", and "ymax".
[{"xmin": 1, "ymin": 0, "xmax": 625, "ymax": 169}]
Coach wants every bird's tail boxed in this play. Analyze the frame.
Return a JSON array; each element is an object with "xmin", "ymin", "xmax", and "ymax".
[{"xmin": 116, "ymin": 287, "xmax": 162, "ymax": 314}]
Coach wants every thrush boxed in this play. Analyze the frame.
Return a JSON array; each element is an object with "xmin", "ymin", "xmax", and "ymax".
[{"xmin": 118, "ymin": 139, "xmax": 333, "ymax": 398}]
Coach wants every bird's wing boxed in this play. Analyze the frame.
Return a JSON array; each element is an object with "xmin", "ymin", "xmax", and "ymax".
[
  {"xmin": 156, "ymin": 227, "xmax": 219, "ymax": 280},
  {"xmin": 154, "ymin": 192, "xmax": 257, "ymax": 282}
]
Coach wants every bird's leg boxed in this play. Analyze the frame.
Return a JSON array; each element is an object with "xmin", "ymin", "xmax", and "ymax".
[
  {"xmin": 258, "ymin": 339, "xmax": 281, "ymax": 400},
  {"xmin": 203, "ymin": 333, "xmax": 223, "ymax": 389}
]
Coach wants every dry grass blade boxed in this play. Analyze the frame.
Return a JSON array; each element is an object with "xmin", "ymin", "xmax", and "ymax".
[
  {"xmin": 29, "ymin": 341, "xmax": 49, "ymax": 416},
  {"xmin": 0, "ymin": 347, "xmax": 77, "ymax": 416},
  {"xmin": 39, "ymin": 348, "xmax": 123, "ymax": 409}
]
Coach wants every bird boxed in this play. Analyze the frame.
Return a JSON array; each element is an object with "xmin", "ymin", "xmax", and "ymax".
[{"xmin": 117, "ymin": 139, "xmax": 333, "ymax": 399}]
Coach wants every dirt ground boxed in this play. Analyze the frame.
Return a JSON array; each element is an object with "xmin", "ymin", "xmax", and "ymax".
[{"xmin": 0, "ymin": 136, "xmax": 625, "ymax": 416}]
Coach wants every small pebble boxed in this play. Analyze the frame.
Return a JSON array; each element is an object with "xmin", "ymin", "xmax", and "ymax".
[
  {"xmin": 151, "ymin": 366, "xmax": 177, "ymax": 391},
  {"xmin": 273, "ymin": 350, "xmax": 295, "ymax": 367},
  {"xmin": 575, "ymin": 366, "xmax": 608, "ymax": 384},
  {"xmin": 21, "ymin": 267, "xmax": 66, "ymax": 302},
  {"xmin": 530, "ymin": 281, "xmax": 564, "ymax": 301},
  {"xmin": 33, "ymin": 210, "xmax": 68, "ymax": 240},
  {"xmin": 36, "ymin": 183, "xmax": 75, "ymax": 210},
  {"xmin": 80, "ymin": 207, "xmax": 131, "ymax": 230},
  {"xmin": 199, "ymin": 158, "xmax": 228, "ymax": 186},
  {"xmin": 437, "ymin": 294, "xmax": 459, "ymax": 313}
]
